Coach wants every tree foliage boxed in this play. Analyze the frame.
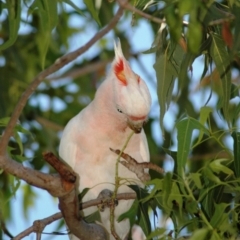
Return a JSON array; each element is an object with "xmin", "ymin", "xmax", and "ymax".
[{"xmin": 1, "ymin": 0, "xmax": 240, "ymax": 239}]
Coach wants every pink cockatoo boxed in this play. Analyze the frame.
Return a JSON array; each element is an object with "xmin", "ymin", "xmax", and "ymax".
[{"xmin": 59, "ymin": 41, "xmax": 152, "ymax": 240}]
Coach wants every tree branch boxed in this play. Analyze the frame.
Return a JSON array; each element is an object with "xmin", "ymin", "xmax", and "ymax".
[
  {"xmin": 47, "ymin": 60, "xmax": 111, "ymax": 81},
  {"xmin": 117, "ymin": 0, "xmax": 164, "ymax": 25},
  {"xmin": 13, "ymin": 192, "xmax": 136, "ymax": 239},
  {"xmin": 0, "ymin": 155, "xmax": 69, "ymax": 197},
  {"xmin": 0, "ymin": 5, "xmax": 124, "ymax": 155}
]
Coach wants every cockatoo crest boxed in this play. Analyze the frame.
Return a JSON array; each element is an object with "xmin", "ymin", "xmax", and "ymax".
[{"xmin": 111, "ymin": 40, "xmax": 151, "ymax": 133}]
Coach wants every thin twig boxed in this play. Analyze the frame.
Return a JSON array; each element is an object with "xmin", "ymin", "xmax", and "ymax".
[
  {"xmin": 117, "ymin": 0, "xmax": 164, "ymax": 25},
  {"xmin": 47, "ymin": 60, "xmax": 110, "ymax": 81},
  {"xmin": 0, "ymin": 5, "xmax": 124, "ymax": 155},
  {"xmin": 208, "ymin": 16, "xmax": 235, "ymax": 26},
  {"xmin": 13, "ymin": 192, "xmax": 136, "ymax": 240}
]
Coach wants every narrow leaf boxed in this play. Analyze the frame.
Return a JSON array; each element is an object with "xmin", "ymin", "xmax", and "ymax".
[
  {"xmin": 210, "ymin": 32, "xmax": 231, "ymax": 124},
  {"xmin": 153, "ymin": 51, "xmax": 177, "ymax": 133},
  {"xmin": 195, "ymin": 106, "xmax": 212, "ymax": 145},
  {"xmin": 83, "ymin": 0, "xmax": 101, "ymax": 26},
  {"xmin": 31, "ymin": 0, "xmax": 58, "ymax": 68},
  {"xmin": 0, "ymin": 0, "xmax": 21, "ymax": 50},
  {"xmin": 232, "ymin": 131, "xmax": 240, "ymax": 178},
  {"xmin": 176, "ymin": 117, "xmax": 209, "ymax": 177},
  {"xmin": 63, "ymin": 0, "xmax": 84, "ymax": 15}
]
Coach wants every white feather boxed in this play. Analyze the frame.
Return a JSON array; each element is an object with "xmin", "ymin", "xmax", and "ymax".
[{"xmin": 59, "ymin": 41, "xmax": 152, "ymax": 240}]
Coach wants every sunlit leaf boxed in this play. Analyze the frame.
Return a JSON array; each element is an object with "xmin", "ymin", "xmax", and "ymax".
[
  {"xmin": 189, "ymin": 172, "xmax": 202, "ymax": 189},
  {"xmin": 209, "ymin": 158, "xmax": 233, "ymax": 176},
  {"xmin": 189, "ymin": 228, "xmax": 210, "ymax": 239},
  {"xmin": 203, "ymin": 167, "xmax": 221, "ymax": 184},
  {"xmin": 196, "ymin": 106, "xmax": 212, "ymax": 144},
  {"xmin": 209, "ymin": 231, "xmax": 222, "ymax": 240},
  {"xmin": 146, "ymin": 228, "xmax": 167, "ymax": 239}
]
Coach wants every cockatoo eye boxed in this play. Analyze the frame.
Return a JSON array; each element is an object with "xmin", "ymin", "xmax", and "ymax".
[{"xmin": 117, "ymin": 108, "xmax": 123, "ymax": 113}]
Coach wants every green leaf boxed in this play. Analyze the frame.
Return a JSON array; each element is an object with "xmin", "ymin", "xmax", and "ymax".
[
  {"xmin": 232, "ymin": 131, "xmax": 240, "ymax": 178},
  {"xmin": 79, "ymin": 188, "xmax": 90, "ymax": 200},
  {"xmin": 209, "ymin": 158, "xmax": 233, "ymax": 176},
  {"xmin": 210, "ymin": 32, "xmax": 231, "ymax": 124},
  {"xmin": 162, "ymin": 172, "xmax": 173, "ymax": 208},
  {"xmin": 83, "ymin": 0, "xmax": 101, "ymax": 26},
  {"xmin": 143, "ymin": 179, "xmax": 163, "ymax": 203},
  {"xmin": 127, "ymin": 185, "xmax": 151, "ymax": 235},
  {"xmin": 196, "ymin": 106, "xmax": 212, "ymax": 144},
  {"xmin": 178, "ymin": 0, "xmax": 195, "ymax": 16},
  {"xmin": 118, "ymin": 199, "xmax": 138, "ymax": 226},
  {"xmin": 146, "ymin": 228, "xmax": 166, "ymax": 240},
  {"xmin": 178, "ymin": 52, "xmax": 196, "ymax": 92},
  {"xmin": 176, "ymin": 117, "xmax": 209, "ymax": 177},
  {"xmin": 138, "ymin": 202, "xmax": 151, "ymax": 237},
  {"xmin": 196, "ymin": 106, "xmax": 213, "ymax": 145},
  {"xmin": 209, "ymin": 231, "xmax": 222, "ymax": 240},
  {"xmin": 0, "ymin": 117, "xmax": 11, "ymax": 126},
  {"xmin": 203, "ymin": 167, "xmax": 221, "ymax": 184},
  {"xmin": 189, "ymin": 172, "xmax": 202, "ymax": 189},
  {"xmin": 84, "ymin": 210, "xmax": 101, "ymax": 223},
  {"xmin": 232, "ymin": 4, "xmax": 240, "ymax": 52},
  {"xmin": 190, "ymin": 228, "xmax": 210, "ymax": 239},
  {"xmin": 30, "ymin": 0, "xmax": 58, "ymax": 68},
  {"xmin": 13, "ymin": 130, "xmax": 23, "ymax": 155},
  {"xmin": 63, "ymin": 0, "xmax": 84, "ymax": 15},
  {"xmin": 185, "ymin": 198, "xmax": 198, "ymax": 215},
  {"xmin": 153, "ymin": 50, "xmax": 177, "ymax": 133},
  {"xmin": 168, "ymin": 181, "xmax": 183, "ymax": 216},
  {"xmin": 0, "ymin": 0, "xmax": 21, "ymax": 50},
  {"xmin": 187, "ymin": 21, "xmax": 202, "ymax": 54},
  {"xmin": 210, "ymin": 202, "xmax": 229, "ymax": 228}
]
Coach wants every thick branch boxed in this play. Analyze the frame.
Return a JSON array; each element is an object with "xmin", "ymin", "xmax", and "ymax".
[
  {"xmin": 0, "ymin": 155, "xmax": 68, "ymax": 197},
  {"xmin": 0, "ymin": 5, "xmax": 124, "ymax": 155},
  {"xmin": 59, "ymin": 189, "xmax": 108, "ymax": 240}
]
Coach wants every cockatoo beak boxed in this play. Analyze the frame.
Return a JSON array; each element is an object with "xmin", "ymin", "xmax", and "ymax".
[{"xmin": 127, "ymin": 119, "xmax": 146, "ymax": 134}]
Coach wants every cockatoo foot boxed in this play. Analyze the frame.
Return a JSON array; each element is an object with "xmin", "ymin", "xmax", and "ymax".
[{"xmin": 97, "ymin": 189, "xmax": 118, "ymax": 212}]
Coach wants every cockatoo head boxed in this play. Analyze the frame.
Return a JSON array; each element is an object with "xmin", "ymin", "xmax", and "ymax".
[{"xmin": 111, "ymin": 41, "xmax": 152, "ymax": 133}]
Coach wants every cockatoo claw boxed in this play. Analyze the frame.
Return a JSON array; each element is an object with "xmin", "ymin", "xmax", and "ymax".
[{"xmin": 97, "ymin": 189, "xmax": 118, "ymax": 212}]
